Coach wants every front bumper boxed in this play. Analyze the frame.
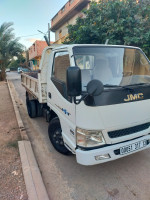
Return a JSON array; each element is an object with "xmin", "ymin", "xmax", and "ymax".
[{"xmin": 76, "ymin": 134, "xmax": 150, "ymax": 165}]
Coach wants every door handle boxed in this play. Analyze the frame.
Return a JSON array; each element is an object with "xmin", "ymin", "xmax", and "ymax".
[{"xmin": 48, "ymin": 92, "xmax": 51, "ymax": 99}]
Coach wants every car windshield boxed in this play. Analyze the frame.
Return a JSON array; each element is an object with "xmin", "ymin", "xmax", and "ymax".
[{"xmin": 73, "ymin": 46, "xmax": 150, "ymax": 91}]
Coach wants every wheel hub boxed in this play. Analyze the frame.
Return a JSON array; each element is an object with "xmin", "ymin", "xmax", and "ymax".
[{"xmin": 53, "ymin": 128, "xmax": 64, "ymax": 146}]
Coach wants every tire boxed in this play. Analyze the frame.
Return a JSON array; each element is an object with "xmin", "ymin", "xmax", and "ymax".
[
  {"xmin": 48, "ymin": 117, "xmax": 71, "ymax": 155},
  {"xmin": 36, "ymin": 100, "xmax": 43, "ymax": 117},
  {"xmin": 26, "ymin": 99, "xmax": 37, "ymax": 118},
  {"xmin": 26, "ymin": 92, "xmax": 29, "ymax": 100}
]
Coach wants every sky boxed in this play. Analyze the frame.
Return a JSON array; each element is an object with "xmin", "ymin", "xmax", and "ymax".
[{"xmin": 0, "ymin": 0, "xmax": 68, "ymax": 49}]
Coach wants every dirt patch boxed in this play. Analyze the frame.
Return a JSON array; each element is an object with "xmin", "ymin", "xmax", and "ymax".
[{"xmin": 0, "ymin": 82, "xmax": 28, "ymax": 200}]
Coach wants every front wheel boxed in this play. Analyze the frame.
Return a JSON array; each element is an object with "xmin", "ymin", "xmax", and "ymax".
[{"xmin": 48, "ymin": 117, "xmax": 71, "ymax": 155}]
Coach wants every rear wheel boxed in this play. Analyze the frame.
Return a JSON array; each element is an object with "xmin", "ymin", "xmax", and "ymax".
[
  {"xmin": 48, "ymin": 117, "xmax": 71, "ymax": 155},
  {"xmin": 26, "ymin": 99, "xmax": 37, "ymax": 118},
  {"xmin": 36, "ymin": 100, "xmax": 43, "ymax": 117}
]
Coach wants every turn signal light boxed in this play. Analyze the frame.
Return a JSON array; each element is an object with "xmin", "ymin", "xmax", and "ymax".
[{"xmin": 95, "ymin": 154, "xmax": 110, "ymax": 161}]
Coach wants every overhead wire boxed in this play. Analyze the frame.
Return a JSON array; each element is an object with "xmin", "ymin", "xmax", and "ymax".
[
  {"xmin": 18, "ymin": 33, "xmax": 42, "ymax": 38},
  {"xmin": 18, "ymin": 31, "xmax": 48, "ymax": 38}
]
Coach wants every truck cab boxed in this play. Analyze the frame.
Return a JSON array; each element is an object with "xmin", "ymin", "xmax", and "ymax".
[{"xmin": 22, "ymin": 44, "xmax": 150, "ymax": 165}]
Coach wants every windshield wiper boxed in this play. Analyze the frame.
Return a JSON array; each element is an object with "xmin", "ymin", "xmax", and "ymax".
[
  {"xmin": 126, "ymin": 83, "xmax": 149, "ymax": 87},
  {"xmin": 104, "ymin": 83, "xmax": 150, "ymax": 90},
  {"xmin": 104, "ymin": 84, "xmax": 134, "ymax": 91}
]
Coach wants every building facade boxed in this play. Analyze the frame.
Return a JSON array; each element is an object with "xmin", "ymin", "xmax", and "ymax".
[
  {"xmin": 28, "ymin": 40, "xmax": 48, "ymax": 70},
  {"xmin": 51, "ymin": 0, "xmax": 97, "ymax": 44}
]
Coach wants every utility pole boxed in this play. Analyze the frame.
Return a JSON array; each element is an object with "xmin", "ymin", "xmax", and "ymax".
[{"xmin": 48, "ymin": 23, "xmax": 50, "ymax": 45}]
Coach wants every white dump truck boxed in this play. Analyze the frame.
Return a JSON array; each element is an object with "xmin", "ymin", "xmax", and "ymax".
[{"xmin": 21, "ymin": 44, "xmax": 150, "ymax": 165}]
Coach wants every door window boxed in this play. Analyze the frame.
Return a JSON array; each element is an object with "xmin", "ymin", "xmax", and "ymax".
[
  {"xmin": 52, "ymin": 51, "xmax": 71, "ymax": 101},
  {"xmin": 53, "ymin": 51, "xmax": 70, "ymax": 83}
]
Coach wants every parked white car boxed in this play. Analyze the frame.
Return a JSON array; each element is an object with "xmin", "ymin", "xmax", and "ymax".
[
  {"xmin": 18, "ymin": 67, "xmax": 22, "ymax": 73},
  {"xmin": 5, "ymin": 68, "xmax": 10, "ymax": 72}
]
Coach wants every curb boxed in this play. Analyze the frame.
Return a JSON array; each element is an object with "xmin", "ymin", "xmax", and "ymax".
[
  {"xmin": 19, "ymin": 141, "xmax": 49, "ymax": 200},
  {"xmin": 7, "ymin": 80, "xmax": 29, "ymax": 140},
  {"xmin": 7, "ymin": 80, "xmax": 50, "ymax": 200}
]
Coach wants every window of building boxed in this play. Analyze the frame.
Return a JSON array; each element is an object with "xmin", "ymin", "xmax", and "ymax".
[
  {"xmin": 61, "ymin": 6, "xmax": 65, "ymax": 13},
  {"xmin": 78, "ymin": 13, "xmax": 84, "ymax": 18},
  {"xmin": 59, "ymin": 29, "xmax": 62, "ymax": 39},
  {"xmin": 33, "ymin": 44, "xmax": 35, "ymax": 51},
  {"xmin": 69, "ymin": 0, "xmax": 74, "ymax": 5}
]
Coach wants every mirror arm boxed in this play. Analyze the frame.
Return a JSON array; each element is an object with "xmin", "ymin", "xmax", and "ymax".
[{"xmin": 73, "ymin": 93, "xmax": 88, "ymax": 105}]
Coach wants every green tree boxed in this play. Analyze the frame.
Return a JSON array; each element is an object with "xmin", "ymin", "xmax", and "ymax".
[
  {"xmin": 8, "ymin": 54, "xmax": 26, "ymax": 70},
  {"xmin": 64, "ymin": 0, "xmax": 150, "ymax": 58},
  {"xmin": 0, "ymin": 22, "xmax": 24, "ymax": 80}
]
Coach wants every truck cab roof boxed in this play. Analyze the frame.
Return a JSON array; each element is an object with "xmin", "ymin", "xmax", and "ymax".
[{"xmin": 51, "ymin": 44, "xmax": 141, "ymax": 52}]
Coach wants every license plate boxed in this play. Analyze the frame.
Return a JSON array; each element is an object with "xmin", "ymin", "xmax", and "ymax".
[{"xmin": 120, "ymin": 140, "xmax": 147, "ymax": 155}]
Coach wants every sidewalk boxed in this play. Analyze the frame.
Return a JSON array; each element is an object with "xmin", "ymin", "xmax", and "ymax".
[{"xmin": 0, "ymin": 81, "xmax": 28, "ymax": 200}]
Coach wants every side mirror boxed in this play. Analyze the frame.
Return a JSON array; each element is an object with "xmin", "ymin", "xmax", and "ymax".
[
  {"xmin": 87, "ymin": 80, "xmax": 104, "ymax": 96},
  {"xmin": 67, "ymin": 66, "xmax": 82, "ymax": 97}
]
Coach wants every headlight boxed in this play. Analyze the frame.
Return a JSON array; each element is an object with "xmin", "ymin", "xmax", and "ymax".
[{"xmin": 76, "ymin": 128, "xmax": 105, "ymax": 148}]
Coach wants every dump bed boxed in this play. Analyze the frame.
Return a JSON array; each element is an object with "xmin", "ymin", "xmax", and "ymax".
[
  {"xmin": 21, "ymin": 47, "xmax": 53, "ymax": 103},
  {"xmin": 21, "ymin": 72, "xmax": 39, "ymax": 99}
]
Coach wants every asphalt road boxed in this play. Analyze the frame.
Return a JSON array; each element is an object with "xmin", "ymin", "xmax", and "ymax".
[{"xmin": 7, "ymin": 71, "xmax": 150, "ymax": 200}]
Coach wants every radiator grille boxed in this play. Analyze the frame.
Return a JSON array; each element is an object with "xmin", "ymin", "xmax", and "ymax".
[{"xmin": 108, "ymin": 123, "xmax": 150, "ymax": 139}]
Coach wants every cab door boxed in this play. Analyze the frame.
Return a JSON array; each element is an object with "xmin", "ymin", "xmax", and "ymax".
[{"xmin": 47, "ymin": 50, "xmax": 76, "ymax": 150}]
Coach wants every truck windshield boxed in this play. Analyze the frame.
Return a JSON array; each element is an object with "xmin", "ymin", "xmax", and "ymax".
[{"xmin": 73, "ymin": 47, "xmax": 150, "ymax": 91}]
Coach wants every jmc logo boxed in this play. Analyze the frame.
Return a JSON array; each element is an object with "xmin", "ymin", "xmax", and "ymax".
[{"xmin": 124, "ymin": 93, "xmax": 144, "ymax": 102}]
